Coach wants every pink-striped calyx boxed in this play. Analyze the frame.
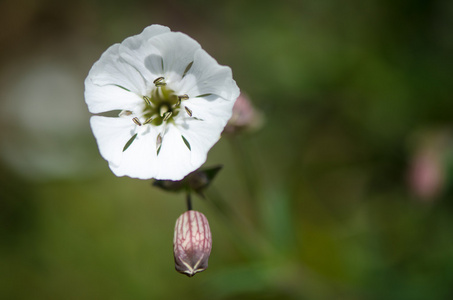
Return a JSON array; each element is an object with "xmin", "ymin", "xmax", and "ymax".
[{"xmin": 173, "ymin": 210, "xmax": 212, "ymax": 277}]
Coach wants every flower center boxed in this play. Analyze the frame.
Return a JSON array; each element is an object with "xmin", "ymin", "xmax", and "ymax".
[
  {"xmin": 123, "ymin": 77, "xmax": 192, "ymax": 127},
  {"xmin": 141, "ymin": 84, "xmax": 181, "ymax": 126},
  {"xmin": 121, "ymin": 77, "xmax": 194, "ymax": 154}
]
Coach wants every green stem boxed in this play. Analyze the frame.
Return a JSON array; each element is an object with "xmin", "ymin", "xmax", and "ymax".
[
  {"xmin": 229, "ymin": 136, "xmax": 258, "ymax": 203},
  {"xmin": 186, "ymin": 191, "xmax": 192, "ymax": 211}
]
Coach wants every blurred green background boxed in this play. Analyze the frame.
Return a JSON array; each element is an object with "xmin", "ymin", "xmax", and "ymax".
[{"xmin": 1, "ymin": 0, "xmax": 453, "ymax": 299}]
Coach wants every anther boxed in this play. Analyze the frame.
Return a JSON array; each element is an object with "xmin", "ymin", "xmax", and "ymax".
[
  {"xmin": 156, "ymin": 133, "xmax": 163, "ymax": 155},
  {"xmin": 153, "ymin": 77, "xmax": 166, "ymax": 87},
  {"xmin": 132, "ymin": 117, "xmax": 142, "ymax": 126},
  {"xmin": 143, "ymin": 96, "xmax": 152, "ymax": 106},
  {"xmin": 184, "ymin": 106, "xmax": 193, "ymax": 117},
  {"xmin": 163, "ymin": 111, "xmax": 173, "ymax": 122},
  {"xmin": 143, "ymin": 117, "xmax": 154, "ymax": 125},
  {"xmin": 178, "ymin": 94, "xmax": 189, "ymax": 101},
  {"xmin": 176, "ymin": 94, "xmax": 189, "ymax": 107},
  {"xmin": 119, "ymin": 110, "xmax": 133, "ymax": 117}
]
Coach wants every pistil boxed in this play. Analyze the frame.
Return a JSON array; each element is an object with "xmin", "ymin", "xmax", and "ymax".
[{"xmin": 160, "ymin": 104, "xmax": 171, "ymax": 117}]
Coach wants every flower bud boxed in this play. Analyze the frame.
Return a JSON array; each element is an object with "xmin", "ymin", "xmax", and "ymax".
[{"xmin": 173, "ymin": 210, "xmax": 212, "ymax": 277}]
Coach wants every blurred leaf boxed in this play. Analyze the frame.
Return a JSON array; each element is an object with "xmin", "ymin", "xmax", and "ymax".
[{"xmin": 153, "ymin": 165, "xmax": 223, "ymax": 198}]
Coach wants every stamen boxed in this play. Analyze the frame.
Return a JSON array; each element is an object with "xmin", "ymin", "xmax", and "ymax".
[
  {"xmin": 143, "ymin": 117, "xmax": 154, "ymax": 125},
  {"xmin": 184, "ymin": 106, "xmax": 193, "ymax": 117},
  {"xmin": 132, "ymin": 117, "xmax": 142, "ymax": 126},
  {"xmin": 175, "ymin": 94, "xmax": 189, "ymax": 107},
  {"xmin": 143, "ymin": 96, "xmax": 152, "ymax": 106},
  {"xmin": 163, "ymin": 111, "xmax": 173, "ymax": 122},
  {"xmin": 178, "ymin": 94, "xmax": 189, "ymax": 101},
  {"xmin": 119, "ymin": 110, "xmax": 133, "ymax": 117},
  {"xmin": 153, "ymin": 76, "xmax": 166, "ymax": 87},
  {"xmin": 156, "ymin": 133, "xmax": 163, "ymax": 155}
]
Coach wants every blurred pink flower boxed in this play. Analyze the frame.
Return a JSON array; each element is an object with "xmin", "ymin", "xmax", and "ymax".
[
  {"xmin": 409, "ymin": 150, "xmax": 443, "ymax": 200},
  {"xmin": 224, "ymin": 93, "xmax": 263, "ymax": 134},
  {"xmin": 407, "ymin": 131, "xmax": 449, "ymax": 200}
]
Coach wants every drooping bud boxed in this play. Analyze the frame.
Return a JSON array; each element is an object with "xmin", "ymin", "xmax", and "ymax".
[{"xmin": 173, "ymin": 210, "xmax": 212, "ymax": 277}]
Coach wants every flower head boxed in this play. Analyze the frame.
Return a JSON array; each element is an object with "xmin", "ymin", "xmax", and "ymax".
[
  {"xmin": 173, "ymin": 210, "xmax": 212, "ymax": 277},
  {"xmin": 85, "ymin": 25, "xmax": 239, "ymax": 180}
]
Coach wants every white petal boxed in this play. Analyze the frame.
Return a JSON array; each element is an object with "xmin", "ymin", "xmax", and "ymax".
[
  {"xmin": 173, "ymin": 95, "xmax": 237, "ymax": 171},
  {"xmin": 174, "ymin": 49, "xmax": 240, "ymax": 101},
  {"xmin": 175, "ymin": 118, "xmax": 223, "ymax": 168},
  {"xmin": 118, "ymin": 30, "xmax": 200, "ymax": 94},
  {"xmin": 110, "ymin": 125, "xmax": 161, "ymax": 179},
  {"xmin": 154, "ymin": 32, "xmax": 201, "ymax": 83},
  {"xmin": 91, "ymin": 116, "xmax": 165, "ymax": 179},
  {"xmin": 118, "ymin": 42, "xmax": 162, "ymax": 92},
  {"xmin": 118, "ymin": 26, "xmax": 171, "ymax": 91},
  {"xmin": 122, "ymin": 25, "xmax": 170, "ymax": 49},
  {"xmin": 87, "ymin": 44, "xmax": 147, "ymax": 95},
  {"xmin": 182, "ymin": 94, "xmax": 235, "ymax": 126},
  {"xmin": 90, "ymin": 116, "xmax": 136, "ymax": 168},
  {"xmin": 85, "ymin": 80, "xmax": 143, "ymax": 114},
  {"xmin": 153, "ymin": 123, "xmax": 197, "ymax": 180}
]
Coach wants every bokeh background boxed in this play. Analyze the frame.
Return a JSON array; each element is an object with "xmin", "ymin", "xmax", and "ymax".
[{"xmin": 1, "ymin": 0, "xmax": 453, "ymax": 299}]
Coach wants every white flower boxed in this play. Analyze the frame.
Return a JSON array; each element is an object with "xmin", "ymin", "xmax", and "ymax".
[{"xmin": 84, "ymin": 25, "xmax": 240, "ymax": 180}]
